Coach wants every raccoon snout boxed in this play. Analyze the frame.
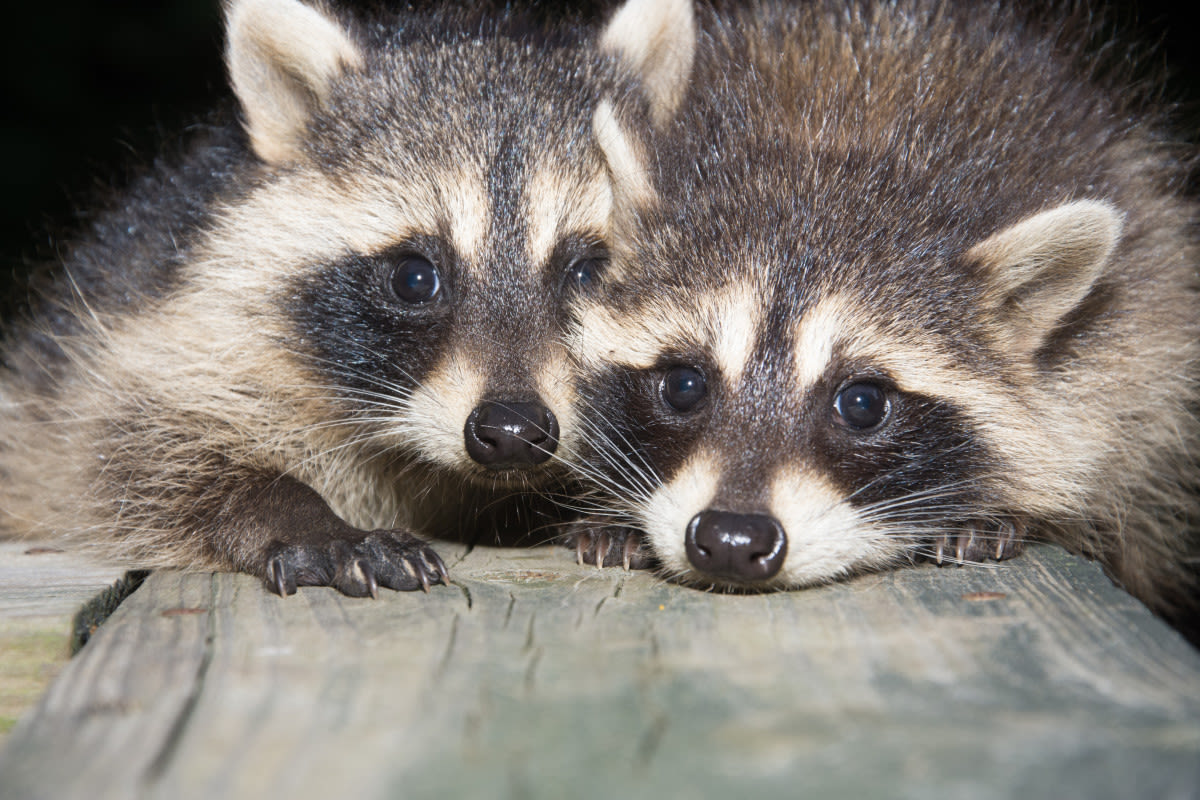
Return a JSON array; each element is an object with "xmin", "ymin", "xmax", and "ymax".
[
  {"xmin": 464, "ymin": 401, "xmax": 559, "ymax": 469},
  {"xmin": 685, "ymin": 510, "xmax": 787, "ymax": 582}
]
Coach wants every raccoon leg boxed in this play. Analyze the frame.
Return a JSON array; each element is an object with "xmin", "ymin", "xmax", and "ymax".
[
  {"xmin": 217, "ymin": 474, "xmax": 448, "ymax": 598},
  {"xmin": 933, "ymin": 518, "xmax": 1027, "ymax": 566},
  {"xmin": 562, "ymin": 518, "xmax": 655, "ymax": 570}
]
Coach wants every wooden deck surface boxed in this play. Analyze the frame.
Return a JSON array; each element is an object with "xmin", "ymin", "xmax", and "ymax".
[
  {"xmin": 1, "ymin": 541, "xmax": 1198, "ymax": 799},
  {"xmin": 0, "ymin": 542, "xmax": 125, "ymax": 741}
]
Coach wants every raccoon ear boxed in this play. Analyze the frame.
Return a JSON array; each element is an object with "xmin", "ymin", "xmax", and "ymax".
[
  {"xmin": 969, "ymin": 200, "xmax": 1123, "ymax": 356},
  {"xmin": 225, "ymin": 0, "xmax": 363, "ymax": 165},
  {"xmin": 592, "ymin": 98, "xmax": 657, "ymax": 211},
  {"xmin": 600, "ymin": 0, "xmax": 697, "ymax": 128}
]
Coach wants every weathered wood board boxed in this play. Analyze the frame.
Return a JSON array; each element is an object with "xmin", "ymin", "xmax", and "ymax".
[
  {"xmin": 1, "ymin": 542, "xmax": 1198, "ymax": 799},
  {"xmin": 0, "ymin": 542, "xmax": 126, "ymax": 741}
]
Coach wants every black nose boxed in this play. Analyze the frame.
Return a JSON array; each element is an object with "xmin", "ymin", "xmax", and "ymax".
[
  {"xmin": 464, "ymin": 401, "xmax": 559, "ymax": 469},
  {"xmin": 685, "ymin": 510, "xmax": 787, "ymax": 582}
]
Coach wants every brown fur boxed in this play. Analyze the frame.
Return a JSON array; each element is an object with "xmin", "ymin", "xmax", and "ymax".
[{"xmin": 571, "ymin": 0, "xmax": 1200, "ymax": 634}]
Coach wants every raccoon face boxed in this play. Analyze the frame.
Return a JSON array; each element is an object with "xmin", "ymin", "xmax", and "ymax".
[
  {"xmin": 281, "ymin": 174, "xmax": 611, "ymax": 482},
  {"xmin": 207, "ymin": 0, "xmax": 644, "ymax": 485},
  {"xmin": 571, "ymin": 199, "xmax": 1122, "ymax": 589}
]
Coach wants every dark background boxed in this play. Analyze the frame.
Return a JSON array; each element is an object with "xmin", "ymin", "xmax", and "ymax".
[{"xmin": 1, "ymin": 0, "xmax": 1197, "ymax": 308}]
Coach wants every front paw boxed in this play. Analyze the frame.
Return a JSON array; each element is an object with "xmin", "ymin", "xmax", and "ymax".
[
  {"xmin": 931, "ymin": 518, "xmax": 1026, "ymax": 566},
  {"xmin": 264, "ymin": 530, "xmax": 449, "ymax": 597},
  {"xmin": 563, "ymin": 522, "xmax": 654, "ymax": 571}
]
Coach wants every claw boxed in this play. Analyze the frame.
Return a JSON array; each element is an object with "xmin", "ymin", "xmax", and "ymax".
[
  {"xmin": 362, "ymin": 560, "xmax": 379, "ymax": 600},
  {"xmin": 935, "ymin": 535, "xmax": 946, "ymax": 565},
  {"xmin": 428, "ymin": 551, "xmax": 450, "ymax": 585},
  {"xmin": 576, "ymin": 537, "xmax": 586, "ymax": 566},
  {"xmin": 622, "ymin": 535, "xmax": 639, "ymax": 571},
  {"xmin": 269, "ymin": 557, "xmax": 296, "ymax": 596},
  {"xmin": 418, "ymin": 564, "xmax": 431, "ymax": 594},
  {"xmin": 593, "ymin": 532, "xmax": 611, "ymax": 569}
]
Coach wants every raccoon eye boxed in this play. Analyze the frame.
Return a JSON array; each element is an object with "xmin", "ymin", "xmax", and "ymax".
[
  {"xmin": 389, "ymin": 256, "xmax": 441, "ymax": 304},
  {"xmin": 833, "ymin": 381, "xmax": 890, "ymax": 430},
  {"xmin": 661, "ymin": 366, "xmax": 707, "ymax": 413},
  {"xmin": 564, "ymin": 256, "xmax": 607, "ymax": 291}
]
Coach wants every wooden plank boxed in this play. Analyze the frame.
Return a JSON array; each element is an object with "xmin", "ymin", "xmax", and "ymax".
[
  {"xmin": 1, "ymin": 543, "xmax": 1197, "ymax": 799},
  {"xmin": 0, "ymin": 541, "xmax": 126, "ymax": 742}
]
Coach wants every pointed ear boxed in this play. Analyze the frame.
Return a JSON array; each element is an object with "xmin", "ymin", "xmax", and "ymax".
[
  {"xmin": 592, "ymin": 98, "xmax": 657, "ymax": 213},
  {"xmin": 968, "ymin": 200, "xmax": 1123, "ymax": 356},
  {"xmin": 225, "ymin": 0, "xmax": 363, "ymax": 165},
  {"xmin": 600, "ymin": 0, "xmax": 696, "ymax": 128}
]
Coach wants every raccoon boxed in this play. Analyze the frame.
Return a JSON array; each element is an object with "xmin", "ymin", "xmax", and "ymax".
[
  {"xmin": 568, "ymin": 0, "xmax": 1200, "ymax": 634},
  {"xmin": 0, "ymin": 0, "xmax": 692, "ymax": 597}
]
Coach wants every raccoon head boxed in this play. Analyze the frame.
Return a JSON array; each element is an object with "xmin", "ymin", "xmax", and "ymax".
[
  {"xmin": 572, "ymin": 172, "xmax": 1124, "ymax": 587},
  {"xmin": 202, "ymin": 0, "xmax": 691, "ymax": 486}
]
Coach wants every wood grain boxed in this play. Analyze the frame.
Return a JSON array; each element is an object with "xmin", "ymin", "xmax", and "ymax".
[
  {"xmin": 1, "ymin": 543, "xmax": 1197, "ymax": 799},
  {"xmin": 0, "ymin": 541, "xmax": 125, "ymax": 741}
]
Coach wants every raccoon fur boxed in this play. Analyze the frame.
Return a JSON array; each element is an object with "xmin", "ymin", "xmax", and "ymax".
[
  {"xmin": 0, "ymin": 0, "xmax": 693, "ymax": 597},
  {"xmin": 568, "ymin": 0, "xmax": 1200, "ymax": 635}
]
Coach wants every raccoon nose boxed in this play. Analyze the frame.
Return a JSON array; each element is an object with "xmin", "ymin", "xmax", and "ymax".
[
  {"xmin": 685, "ymin": 510, "xmax": 787, "ymax": 582},
  {"xmin": 464, "ymin": 401, "xmax": 559, "ymax": 469}
]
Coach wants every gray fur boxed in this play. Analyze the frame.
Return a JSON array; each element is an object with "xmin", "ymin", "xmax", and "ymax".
[
  {"xmin": 571, "ymin": 0, "xmax": 1200, "ymax": 635},
  {"xmin": 0, "ymin": 0, "xmax": 641, "ymax": 595}
]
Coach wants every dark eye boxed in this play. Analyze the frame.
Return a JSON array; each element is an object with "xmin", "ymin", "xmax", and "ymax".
[
  {"xmin": 833, "ymin": 381, "xmax": 890, "ymax": 430},
  {"xmin": 564, "ymin": 256, "xmax": 607, "ymax": 291},
  {"xmin": 389, "ymin": 255, "xmax": 441, "ymax": 304},
  {"xmin": 661, "ymin": 366, "xmax": 707, "ymax": 412}
]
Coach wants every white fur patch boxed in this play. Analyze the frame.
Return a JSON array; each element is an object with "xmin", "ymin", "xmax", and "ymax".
[
  {"xmin": 441, "ymin": 167, "xmax": 491, "ymax": 267},
  {"xmin": 570, "ymin": 300, "xmax": 681, "ymax": 372},
  {"xmin": 792, "ymin": 297, "xmax": 849, "ymax": 391},
  {"xmin": 637, "ymin": 451, "xmax": 720, "ymax": 576},
  {"xmin": 572, "ymin": 285, "xmax": 761, "ymax": 387},
  {"xmin": 193, "ymin": 170, "xmax": 442, "ymax": 297},
  {"xmin": 524, "ymin": 163, "xmax": 613, "ymax": 267},
  {"xmin": 704, "ymin": 285, "xmax": 761, "ymax": 389},
  {"xmin": 769, "ymin": 469, "xmax": 903, "ymax": 585},
  {"xmin": 401, "ymin": 348, "xmax": 485, "ymax": 470}
]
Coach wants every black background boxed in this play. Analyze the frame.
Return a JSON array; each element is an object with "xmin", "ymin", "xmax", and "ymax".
[{"xmin": 1, "ymin": 0, "xmax": 1196, "ymax": 309}]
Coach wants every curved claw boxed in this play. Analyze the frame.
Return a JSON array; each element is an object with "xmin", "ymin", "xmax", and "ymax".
[
  {"xmin": 622, "ymin": 535, "xmax": 640, "ymax": 571},
  {"xmin": 268, "ymin": 556, "xmax": 297, "ymax": 596},
  {"xmin": 593, "ymin": 532, "xmax": 611, "ymax": 569},
  {"xmin": 362, "ymin": 559, "xmax": 379, "ymax": 600},
  {"xmin": 433, "ymin": 553, "xmax": 450, "ymax": 585}
]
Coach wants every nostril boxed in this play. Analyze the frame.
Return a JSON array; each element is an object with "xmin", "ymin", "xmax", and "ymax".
[
  {"xmin": 685, "ymin": 510, "xmax": 787, "ymax": 582},
  {"xmin": 463, "ymin": 401, "xmax": 559, "ymax": 469}
]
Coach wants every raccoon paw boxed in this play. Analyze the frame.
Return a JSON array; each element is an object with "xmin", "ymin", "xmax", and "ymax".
[
  {"xmin": 264, "ymin": 530, "xmax": 449, "ymax": 598},
  {"xmin": 933, "ymin": 518, "xmax": 1026, "ymax": 566},
  {"xmin": 564, "ymin": 524, "xmax": 654, "ymax": 571}
]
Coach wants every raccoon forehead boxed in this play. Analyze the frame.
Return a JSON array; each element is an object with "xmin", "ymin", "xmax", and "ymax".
[
  {"xmin": 524, "ymin": 159, "xmax": 612, "ymax": 267},
  {"xmin": 438, "ymin": 165, "xmax": 491, "ymax": 265},
  {"xmin": 195, "ymin": 166, "xmax": 500, "ymax": 281},
  {"xmin": 571, "ymin": 283, "xmax": 762, "ymax": 382},
  {"xmin": 796, "ymin": 295, "xmax": 982, "ymax": 394}
]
